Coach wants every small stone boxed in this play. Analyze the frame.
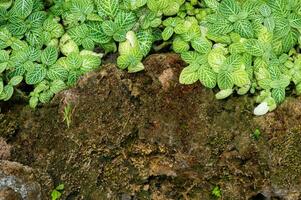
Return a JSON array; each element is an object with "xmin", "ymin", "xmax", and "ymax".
[{"xmin": 254, "ymin": 102, "xmax": 269, "ymax": 116}]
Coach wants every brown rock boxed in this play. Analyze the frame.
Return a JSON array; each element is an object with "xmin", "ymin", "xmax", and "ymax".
[
  {"xmin": 0, "ymin": 138, "xmax": 11, "ymax": 160},
  {"xmin": 0, "ymin": 187, "xmax": 22, "ymax": 200},
  {"xmin": 0, "ymin": 161, "xmax": 52, "ymax": 200}
]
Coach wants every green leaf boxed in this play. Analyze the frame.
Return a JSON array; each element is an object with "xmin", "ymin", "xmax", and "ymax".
[
  {"xmin": 162, "ymin": 26, "xmax": 174, "ymax": 41},
  {"xmin": 172, "ymin": 37, "xmax": 190, "ymax": 53},
  {"xmin": 289, "ymin": 13, "xmax": 301, "ymax": 29},
  {"xmin": 218, "ymin": 70, "xmax": 234, "ymax": 89},
  {"xmin": 115, "ymin": 11, "xmax": 137, "ymax": 31},
  {"xmin": 56, "ymin": 184, "xmax": 65, "ymax": 191},
  {"xmin": 67, "ymin": 71, "xmax": 80, "ymax": 86},
  {"xmin": 274, "ymin": 18, "xmax": 290, "ymax": 38},
  {"xmin": 82, "ymin": 37, "xmax": 95, "ymax": 50},
  {"xmin": 232, "ymin": 69, "xmax": 250, "ymax": 87},
  {"xmin": 223, "ymin": 54, "xmax": 242, "ymax": 71},
  {"xmin": 39, "ymin": 90, "xmax": 54, "ymax": 103},
  {"xmin": 191, "ymin": 37, "xmax": 212, "ymax": 54},
  {"xmin": 137, "ymin": 30, "xmax": 154, "ymax": 57},
  {"xmin": 272, "ymin": 88, "xmax": 285, "ymax": 104},
  {"xmin": 282, "ymin": 31, "xmax": 298, "ymax": 53},
  {"xmin": 0, "ymin": 62, "xmax": 7, "ymax": 73},
  {"xmin": 2, "ymin": 85, "xmax": 14, "ymax": 101},
  {"xmin": 8, "ymin": 76, "xmax": 23, "ymax": 86},
  {"xmin": 0, "ymin": 50, "xmax": 9, "ymax": 62},
  {"xmin": 50, "ymin": 80, "xmax": 66, "ymax": 94},
  {"xmin": 41, "ymin": 47, "xmax": 58, "ymax": 66},
  {"xmin": 198, "ymin": 65, "xmax": 217, "ymax": 88},
  {"xmin": 244, "ymin": 39, "xmax": 264, "ymax": 56},
  {"xmin": 215, "ymin": 89, "xmax": 233, "ymax": 99},
  {"xmin": 26, "ymin": 28, "xmax": 43, "ymax": 48},
  {"xmin": 29, "ymin": 96, "xmax": 39, "ymax": 108},
  {"xmin": 218, "ymin": 0, "xmax": 240, "ymax": 17},
  {"xmin": 47, "ymin": 65, "xmax": 68, "ymax": 81},
  {"xmin": 68, "ymin": 24, "xmax": 89, "ymax": 45},
  {"xmin": 128, "ymin": 62, "xmax": 144, "ymax": 73},
  {"xmin": 233, "ymin": 20, "xmax": 254, "ymax": 38},
  {"xmin": 181, "ymin": 51, "xmax": 207, "ymax": 65},
  {"xmin": 66, "ymin": 53, "xmax": 82, "ymax": 69},
  {"xmin": 25, "ymin": 64, "xmax": 47, "ymax": 85},
  {"xmin": 95, "ymin": 0, "xmax": 119, "ymax": 18},
  {"xmin": 179, "ymin": 65, "xmax": 199, "ymax": 85},
  {"xmin": 7, "ymin": 20, "xmax": 28, "ymax": 36},
  {"xmin": 0, "ymin": 28, "xmax": 11, "ymax": 41},
  {"xmin": 102, "ymin": 20, "xmax": 118, "ymax": 37},
  {"xmin": 270, "ymin": 76, "xmax": 290, "ymax": 88},
  {"xmin": 113, "ymin": 29, "xmax": 127, "ymax": 42},
  {"xmin": 267, "ymin": 0, "xmax": 287, "ymax": 16},
  {"xmin": 80, "ymin": 50, "xmax": 101, "ymax": 72},
  {"xmin": 13, "ymin": 0, "xmax": 34, "ymax": 19},
  {"xmin": 87, "ymin": 22, "xmax": 111, "ymax": 44},
  {"xmin": 207, "ymin": 18, "xmax": 233, "ymax": 35},
  {"xmin": 0, "ymin": 80, "xmax": 3, "ymax": 94},
  {"xmin": 259, "ymin": 4, "xmax": 272, "ymax": 17},
  {"xmin": 27, "ymin": 11, "xmax": 47, "ymax": 28}
]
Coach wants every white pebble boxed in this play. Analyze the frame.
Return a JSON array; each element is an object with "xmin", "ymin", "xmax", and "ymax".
[{"xmin": 254, "ymin": 102, "xmax": 269, "ymax": 116}]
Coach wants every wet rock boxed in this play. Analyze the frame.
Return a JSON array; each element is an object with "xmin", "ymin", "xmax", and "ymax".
[{"xmin": 0, "ymin": 161, "xmax": 52, "ymax": 200}]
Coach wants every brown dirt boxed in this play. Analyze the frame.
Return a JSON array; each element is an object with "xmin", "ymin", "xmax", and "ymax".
[{"xmin": 1, "ymin": 53, "xmax": 301, "ymax": 200}]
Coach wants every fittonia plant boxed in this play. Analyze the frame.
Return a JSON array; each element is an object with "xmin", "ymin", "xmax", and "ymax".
[
  {"xmin": 0, "ymin": 0, "xmax": 301, "ymax": 116},
  {"xmin": 175, "ymin": 0, "xmax": 301, "ymax": 115}
]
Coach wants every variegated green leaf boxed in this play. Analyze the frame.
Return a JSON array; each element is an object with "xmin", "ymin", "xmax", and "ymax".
[
  {"xmin": 244, "ymin": 39, "xmax": 264, "ymax": 56},
  {"xmin": 47, "ymin": 65, "xmax": 69, "ymax": 81},
  {"xmin": 272, "ymin": 88, "xmax": 285, "ymax": 104},
  {"xmin": 233, "ymin": 20, "xmax": 254, "ymax": 38},
  {"xmin": 218, "ymin": 70, "xmax": 234, "ymax": 89},
  {"xmin": 162, "ymin": 26, "xmax": 174, "ymax": 41},
  {"xmin": 191, "ymin": 38, "xmax": 212, "ymax": 54},
  {"xmin": 8, "ymin": 76, "xmax": 23, "ymax": 86},
  {"xmin": 181, "ymin": 51, "xmax": 207, "ymax": 65},
  {"xmin": 50, "ymin": 80, "xmax": 66, "ymax": 94},
  {"xmin": 25, "ymin": 64, "xmax": 47, "ymax": 85},
  {"xmin": 232, "ymin": 69, "xmax": 250, "ymax": 87},
  {"xmin": 172, "ymin": 37, "xmax": 190, "ymax": 53},
  {"xmin": 95, "ymin": 0, "xmax": 119, "ymax": 18},
  {"xmin": 218, "ymin": 0, "xmax": 240, "ymax": 17},
  {"xmin": 12, "ymin": 0, "xmax": 34, "ymax": 19},
  {"xmin": 41, "ymin": 46, "xmax": 58, "ymax": 66},
  {"xmin": 179, "ymin": 65, "xmax": 199, "ymax": 85},
  {"xmin": 198, "ymin": 65, "xmax": 217, "ymax": 88}
]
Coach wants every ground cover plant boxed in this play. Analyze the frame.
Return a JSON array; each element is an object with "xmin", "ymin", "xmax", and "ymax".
[{"xmin": 0, "ymin": 0, "xmax": 300, "ymax": 115}]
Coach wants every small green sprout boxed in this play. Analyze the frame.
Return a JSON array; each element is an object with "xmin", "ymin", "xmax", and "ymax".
[
  {"xmin": 211, "ymin": 186, "xmax": 222, "ymax": 198},
  {"xmin": 63, "ymin": 103, "xmax": 73, "ymax": 128},
  {"xmin": 252, "ymin": 129, "xmax": 261, "ymax": 140},
  {"xmin": 51, "ymin": 184, "xmax": 64, "ymax": 200}
]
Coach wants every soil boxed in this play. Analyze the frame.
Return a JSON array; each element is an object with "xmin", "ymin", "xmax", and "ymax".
[{"xmin": 1, "ymin": 53, "xmax": 301, "ymax": 200}]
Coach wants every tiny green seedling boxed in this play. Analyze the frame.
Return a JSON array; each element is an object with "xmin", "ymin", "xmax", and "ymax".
[
  {"xmin": 63, "ymin": 103, "xmax": 73, "ymax": 128},
  {"xmin": 51, "ymin": 184, "xmax": 64, "ymax": 200},
  {"xmin": 211, "ymin": 186, "xmax": 222, "ymax": 198},
  {"xmin": 252, "ymin": 129, "xmax": 261, "ymax": 140}
]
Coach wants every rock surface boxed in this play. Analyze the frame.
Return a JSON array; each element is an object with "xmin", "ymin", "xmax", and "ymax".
[
  {"xmin": 1, "ymin": 53, "xmax": 301, "ymax": 199},
  {"xmin": 0, "ymin": 161, "xmax": 52, "ymax": 200}
]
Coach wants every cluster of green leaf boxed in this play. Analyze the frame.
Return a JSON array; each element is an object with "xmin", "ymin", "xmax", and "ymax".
[
  {"xmin": 1, "ymin": 0, "xmax": 301, "ymax": 115},
  {"xmin": 0, "ymin": 0, "xmax": 101, "ymax": 107},
  {"xmin": 0, "ymin": 0, "xmax": 187, "ymax": 107},
  {"xmin": 51, "ymin": 183, "xmax": 64, "ymax": 200},
  {"xmin": 175, "ymin": 0, "xmax": 301, "ymax": 115}
]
